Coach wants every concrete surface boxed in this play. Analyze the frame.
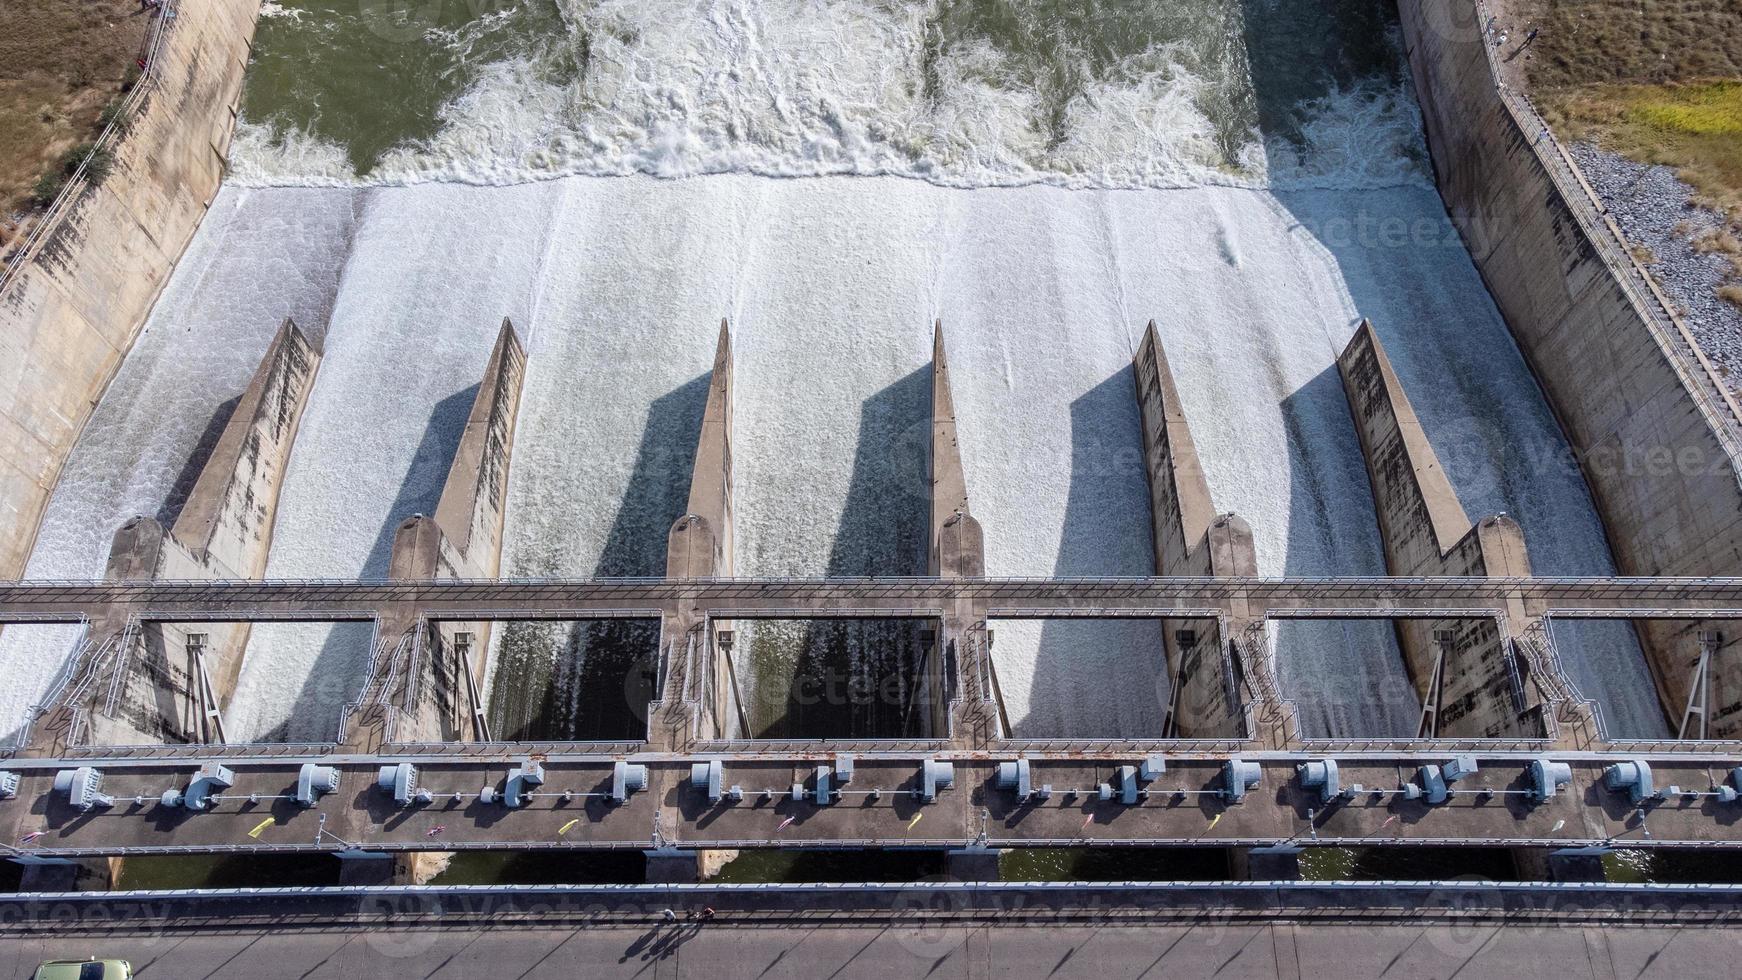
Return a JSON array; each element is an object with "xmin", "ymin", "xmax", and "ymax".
[
  {"xmin": 1134, "ymin": 321, "xmax": 1261, "ymax": 739},
  {"xmin": 3, "ymin": 751, "xmax": 1742, "ymax": 856},
  {"xmin": 665, "ymin": 320, "xmax": 734, "ymax": 582},
  {"xmin": 927, "ymin": 323, "xmax": 983, "ymax": 743},
  {"xmin": 0, "ymin": 905, "xmax": 1734, "ymax": 979},
  {"xmin": 657, "ymin": 322, "xmax": 737, "ymax": 753},
  {"xmin": 21, "ymin": 320, "xmax": 321, "ymax": 753},
  {"xmin": 341, "ymin": 320, "xmax": 526, "ymax": 750}
]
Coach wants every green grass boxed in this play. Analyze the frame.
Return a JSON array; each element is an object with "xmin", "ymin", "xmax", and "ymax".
[
  {"xmin": 1545, "ymin": 80, "xmax": 1742, "ymax": 214},
  {"xmin": 1629, "ymin": 81, "xmax": 1742, "ymax": 137}
]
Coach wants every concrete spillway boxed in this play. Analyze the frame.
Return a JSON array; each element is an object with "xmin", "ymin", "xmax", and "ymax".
[
  {"xmin": 223, "ymin": 184, "xmax": 560, "ymax": 743},
  {"xmin": 5, "ymin": 177, "xmax": 1664, "ymax": 744}
]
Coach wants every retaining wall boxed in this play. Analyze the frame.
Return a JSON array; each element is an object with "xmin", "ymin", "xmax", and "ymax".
[
  {"xmin": 1398, "ymin": 0, "xmax": 1742, "ymax": 734},
  {"xmin": 0, "ymin": 0, "xmax": 260, "ymax": 580}
]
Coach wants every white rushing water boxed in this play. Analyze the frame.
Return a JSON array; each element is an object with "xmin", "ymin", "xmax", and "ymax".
[
  {"xmin": 10, "ymin": 175, "xmax": 1668, "ymax": 741},
  {"xmin": 222, "ymin": 182, "xmax": 562, "ymax": 742},
  {"xmin": 233, "ymin": 0, "xmax": 1426, "ymax": 191},
  {"xmin": 3, "ymin": 0, "xmax": 1671, "ymax": 742}
]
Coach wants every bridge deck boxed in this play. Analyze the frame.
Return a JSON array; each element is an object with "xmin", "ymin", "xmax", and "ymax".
[
  {"xmin": 0, "ymin": 753, "xmax": 1735, "ymax": 857},
  {"xmin": 6, "ymin": 576, "xmax": 1742, "ymax": 622},
  {"xmin": 5, "ymin": 576, "xmax": 1742, "ymax": 857}
]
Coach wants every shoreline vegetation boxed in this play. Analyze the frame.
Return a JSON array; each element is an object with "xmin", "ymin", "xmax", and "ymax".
[{"xmin": 0, "ymin": 0, "xmax": 154, "ymax": 269}]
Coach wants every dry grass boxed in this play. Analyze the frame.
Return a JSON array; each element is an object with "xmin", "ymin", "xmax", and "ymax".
[
  {"xmin": 1512, "ymin": 0, "xmax": 1742, "ymax": 213},
  {"xmin": 0, "ymin": 1, "xmax": 150, "ymax": 234},
  {"xmin": 1515, "ymin": 0, "xmax": 1742, "ymax": 90},
  {"xmin": 1542, "ymin": 80, "xmax": 1742, "ymax": 214},
  {"xmin": 1693, "ymin": 229, "xmax": 1742, "ymax": 256},
  {"xmin": 1720, "ymin": 284, "xmax": 1742, "ymax": 309}
]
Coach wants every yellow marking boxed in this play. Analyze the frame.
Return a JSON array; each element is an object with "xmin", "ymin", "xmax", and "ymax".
[
  {"xmin": 558, "ymin": 818, "xmax": 580, "ymax": 837},
  {"xmin": 907, "ymin": 813, "xmax": 923, "ymax": 831},
  {"xmin": 246, "ymin": 818, "xmax": 275, "ymax": 840}
]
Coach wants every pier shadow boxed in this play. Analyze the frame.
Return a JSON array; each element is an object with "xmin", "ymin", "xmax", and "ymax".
[
  {"xmin": 256, "ymin": 384, "xmax": 476, "ymax": 742},
  {"xmin": 155, "ymin": 395, "xmax": 242, "ymax": 529},
  {"xmin": 748, "ymin": 367, "xmax": 930, "ymax": 739},
  {"xmin": 489, "ymin": 373, "xmax": 710, "ymax": 741},
  {"xmin": 1016, "ymin": 368, "xmax": 1168, "ymax": 739},
  {"xmin": 1237, "ymin": 0, "xmax": 1488, "ymax": 740},
  {"xmin": 1237, "ymin": 0, "xmax": 1409, "ymax": 170},
  {"xmin": 1236, "ymin": 0, "xmax": 1435, "ymax": 737},
  {"xmin": 1273, "ymin": 365, "xmax": 1418, "ymax": 739}
]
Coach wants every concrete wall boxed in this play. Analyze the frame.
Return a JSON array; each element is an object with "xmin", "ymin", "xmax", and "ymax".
[
  {"xmin": 1132, "ymin": 322, "xmax": 1258, "ymax": 738},
  {"xmin": 1398, "ymin": 0, "xmax": 1742, "ymax": 736},
  {"xmin": 926, "ymin": 323, "xmax": 980, "ymax": 739},
  {"xmin": 660, "ymin": 323, "xmax": 738, "ymax": 744},
  {"xmin": 1337, "ymin": 322, "xmax": 1547, "ymax": 739},
  {"xmin": 928, "ymin": 322, "xmax": 984, "ymax": 581},
  {"xmin": 0, "ymin": 0, "xmax": 260, "ymax": 581}
]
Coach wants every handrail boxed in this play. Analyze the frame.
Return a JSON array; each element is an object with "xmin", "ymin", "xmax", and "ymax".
[{"xmin": 0, "ymin": 0, "xmax": 182, "ymax": 293}]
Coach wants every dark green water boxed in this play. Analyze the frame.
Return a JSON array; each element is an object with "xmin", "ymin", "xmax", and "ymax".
[
  {"xmin": 1297, "ymin": 847, "xmax": 1520, "ymax": 881},
  {"xmin": 115, "ymin": 854, "xmax": 341, "ymax": 890},
  {"xmin": 1604, "ymin": 849, "xmax": 1742, "ymax": 883},
  {"xmin": 244, "ymin": 0, "xmax": 582, "ymax": 173},
  {"xmin": 428, "ymin": 850, "xmax": 645, "ymax": 885}
]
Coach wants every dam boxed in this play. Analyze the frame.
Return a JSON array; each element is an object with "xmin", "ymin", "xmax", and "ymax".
[{"xmin": 1, "ymin": 0, "xmax": 1741, "ymax": 893}]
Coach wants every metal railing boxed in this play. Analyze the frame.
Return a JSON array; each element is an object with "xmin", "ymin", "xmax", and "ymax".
[
  {"xmin": 334, "ymin": 625, "xmax": 407, "ymax": 744},
  {"xmin": 0, "ymin": 0, "xmax": 181, "ymax": 294}
]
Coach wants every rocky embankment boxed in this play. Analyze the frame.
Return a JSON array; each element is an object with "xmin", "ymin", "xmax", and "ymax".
[{"xmin": 1569, "ymin": 143, "xmax": 1742, "ymax": 393}]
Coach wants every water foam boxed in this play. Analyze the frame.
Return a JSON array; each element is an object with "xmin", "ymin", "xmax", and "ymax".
[{"xmin": 231, "ymin": 0, "xmax": 1428, "ymax": 192}]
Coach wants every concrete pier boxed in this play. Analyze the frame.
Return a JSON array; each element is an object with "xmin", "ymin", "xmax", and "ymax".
[
  {"xmin": 24, "ymin": 320, "xmax": 321, "ymax": 753},
  {"xmin": 1338, "ymin": 322, "xmax": 1552, "ymax": 739},
  {"xmin": 656, "ymin": 321, "xmax": 737, "ymax": 752},
  {"xmin": 1133, "ymin": 323, "xmax": 1263, "ymax": 740},
  {"xmin": 342, "ymin": 320, "xmax": 527, "ymax": 749},
  {"xmin": 930, "ymin": 323, "xmax": 989, "ymax": 745},
  {"xmin": 929, "ymin": 322, "xmax": 983, "ymax": 582},
  {"xmin": 666, "ymin": 319, "xmax": 735, "ymax": 582}
]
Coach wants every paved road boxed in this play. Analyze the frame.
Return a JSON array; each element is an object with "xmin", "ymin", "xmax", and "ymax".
[{"xmin": 0, "ymin": 916, "xmax": 1737, "ymax": 979}]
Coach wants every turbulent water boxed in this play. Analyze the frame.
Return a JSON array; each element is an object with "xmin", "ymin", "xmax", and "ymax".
[
  {"xmin": 1, "ymin": 0, "xmax": 1670, "ymax": 742},
  {"xmin": 238, "ymin": 0, "xmax": 1423, "ymax": 189}
]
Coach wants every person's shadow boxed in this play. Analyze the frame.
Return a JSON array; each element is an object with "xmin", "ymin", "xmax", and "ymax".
[{"xmin": 623, "ymin": 918, "xmax": 707, "ymax": 962}]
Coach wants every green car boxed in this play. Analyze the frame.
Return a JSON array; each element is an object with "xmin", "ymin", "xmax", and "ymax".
[{"xmin": 32, "ymin": 960, "xmax": 132, "ymax": 980}]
